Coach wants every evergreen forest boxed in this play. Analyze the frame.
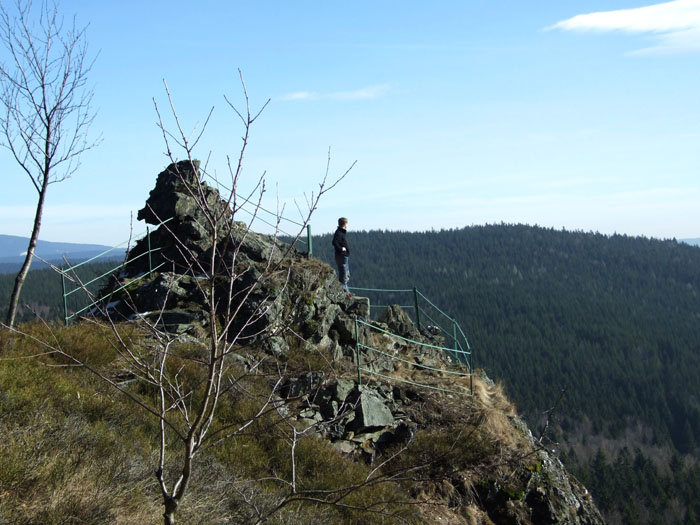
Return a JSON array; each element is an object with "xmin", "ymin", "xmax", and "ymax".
[
  {"xmin": 312, "ymin": 224, "xmax": 700, "ymax": 524},
  {"xmin": 0, "ymin": 261, "xmax": 120, "ymax": 325}
]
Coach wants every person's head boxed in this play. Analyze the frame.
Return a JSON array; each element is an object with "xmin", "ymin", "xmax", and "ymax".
[{"xmin": 338, "ymin": 217, "xmax": 348, "ymax": 229}]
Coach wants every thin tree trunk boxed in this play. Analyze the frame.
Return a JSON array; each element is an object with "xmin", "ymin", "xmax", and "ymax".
[
  {"xmin": 6, "ymin": 182, "xmax": 48, "ymax": 328},
  {"xmin": 163, "ymin": 496, "xmax": 178, "ymax": 525}
]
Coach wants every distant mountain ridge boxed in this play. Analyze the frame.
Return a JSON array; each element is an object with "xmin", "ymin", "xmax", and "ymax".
[
  {"xmin": 681, "ymin": 237, "xmax": 700, "ymax": 246},
  {"xmin": 0, "ymin": 234, "xmax": 122, "ymax": 273}
]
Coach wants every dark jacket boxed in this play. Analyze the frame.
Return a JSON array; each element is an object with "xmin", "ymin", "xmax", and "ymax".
[{"xmin": 332, "ymin": 227, "xmax": 349, "ymax": 256}]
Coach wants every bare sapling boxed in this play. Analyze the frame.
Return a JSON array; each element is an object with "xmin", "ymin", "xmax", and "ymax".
[{"xmin": 0, "ymin": 0, "xmax": 100, "ymax": 327}]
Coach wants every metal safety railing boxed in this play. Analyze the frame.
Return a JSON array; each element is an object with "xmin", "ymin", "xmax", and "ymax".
[
  {"xmin": 60, "ymin": 217, "xmax": 175, "ymax": 325},
  {"xmin": 348, "ymin": 286, "xmax": 472, "ymax": 366},
  {"xmin": 353, "ymin": 316, "xmax": 473, "ymax": 396}
]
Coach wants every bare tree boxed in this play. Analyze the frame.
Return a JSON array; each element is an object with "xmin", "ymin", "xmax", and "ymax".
[
  {"xmin": 141, "ymin": 75, "xmax": 358, "ymax": 524},
  {"xmin": 0, "ymin": 0, "xmax": 99, "ymax": 328}
]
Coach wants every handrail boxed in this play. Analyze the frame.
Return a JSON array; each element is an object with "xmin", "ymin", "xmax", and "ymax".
[
  {"xmin": 357, "ymin": 342, "xmax": 468, "ymax": 376},
  {"xmin": 65, "ymin": 217, "xmax": 175, "ymax": 272},
  {"xmin": 358, "ymin": 317, "xmax": 468, "ymax": 356},
  {"xmin": 235, "ymin": 205, "xmax": 307, "ymax": 244},
  {"xmin": 351, "ymin": 286, "xmax": 471, "ymax": 346},
  {"xmin": 357, "ymin": 369, "xmax": 470, "ymax": 397},
  {"xmin": 350, "ymin": 287, "xmax": 413, "ymax": 293},
  {"xmin": 455, "ymin": 321, "xmax": 472, "ymax": 351},
  {"xmin": 416, "ymin": 289, "xmax": 454, "ymax": 326},
  {"xmin": 60, "ymin": 204, "xmax": 314, "ymax": 323},
  {"xmin": 61, "ymin": 216, "xmax": 175, "ymax": 325},
  {"xmin": 66, "ymin": 262, "xmax": 167, "ymax": 322},
  {"xmin": 354, "ymin": 316, "xmax": 472, "ymax": 396},
  {"xmin": 349, "ymin": 285, "xmax": 473, "ymax": 381},
  {"xmin": 203, "ymin": 172, "xmax": 313, "ymax": 253},
  {"xmin": 368, "ymin": 304, "xmax": 415, "ymax": 310}
]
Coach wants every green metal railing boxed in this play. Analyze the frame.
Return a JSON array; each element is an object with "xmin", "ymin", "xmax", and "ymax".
[
  {"xmin": 60, "ymin": 218, "xmax": 175, "ymax": 325},
  {"xmin": 348, "ymin": 286, "xmax": 472, "ymax": 366},
  {"xmin": 347, "ymin": 286, "xmax": 472, "ymax": 395},
  {"xmin": 353, "ymin": 316, "xmax": 473, "ymax": 396}
]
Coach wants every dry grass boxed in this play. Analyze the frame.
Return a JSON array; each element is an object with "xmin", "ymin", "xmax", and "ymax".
[
  {"xmin": 416, "ymin": 502, "xmax": 495, "ymax": 525},
  {"xmin": 0, "ymin": 321, "xmax": 421, "ymax": 524},
  {"xmin": 0, "ymin": 310, "xmax": 541, "ymax": 525}
]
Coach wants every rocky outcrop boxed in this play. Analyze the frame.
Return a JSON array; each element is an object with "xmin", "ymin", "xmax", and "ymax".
[
  {"xmin": 130, "ymin": 160, "xmax": 233, "ymax": 273},
  {"xmin": 377, "ymin": 304, "xmax": 421, "ymax": 340},
  {"xmin": 97, "ymin": 160, "xmax": 603, "ymax": 524},
  {"xmin": 280, "ymin": 367, "xmax": 602, "ymax": 523}
]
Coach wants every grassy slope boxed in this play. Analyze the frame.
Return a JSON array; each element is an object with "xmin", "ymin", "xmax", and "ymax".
[{"xmin": 0, "ymin": 317, "xmax": 557, "ymax": 524}]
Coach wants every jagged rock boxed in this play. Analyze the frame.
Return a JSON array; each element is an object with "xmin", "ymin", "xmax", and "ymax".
[
  {"xmin": 514, "ymin": 419, "xmax": 604, "ymax": 524},
  {"xmin": 331, "ymin": 313, "xmax": 357, "ymax": 345},
  {"xmin": 414, "ymin": 354, "xmax": 439, "ymax": 370},
  {"xmin": 262, "ymin": 336, "xmax": 289, "ymax": 356},
  {"xmin": 282, "ymin": 371, "xmax": 325, "ymax": 399},
  {"xmin": 316, "ymin": 378, "xmax": 356, "ymax": 420},
  {"xmin": 129, "ymin": 273, "xmax": 202, "ymax": 312},
  {"xmin": 354, "ymin": 388, "xmax": 395, "ymax": 430},
  {"xmin": 316, "ymin": 335, "xmax": 343, "ymax": 361},
  {"xmin": 363, "ymin": 349, "xmax": 395, "ymax": 374},
  {"xmin": 129, "ymin": 160, "xmax": 233, "ymax": 273},
  {"xmin": 377, "ymin": 304, "xmax": 421, "ymax": 340},
  {"xmin": 219, "ymin": 221, "xmax": 289, "ymax": 266},
  {"xmin": 137, "ymin": 160, "xmax": 203, "ymax": 224},
  {"xmin": 420, "ymin": 325, "xmax": 446, "ymax": 348},
  {"xmin": 303, "ymin": 303, "xmax": 341, "ymax": 341},
  {"xmin": 334, "ymin": 379, "xmax": 354, "ymax": 402},
  {"xmin": 346, "ymin": 296, "xmax": 370, "ymax": 318}
]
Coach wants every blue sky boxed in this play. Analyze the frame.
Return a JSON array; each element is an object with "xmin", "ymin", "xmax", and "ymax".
[{"xmin": 2, "ymin": 1, "xmax": 699, "ymax": 245}]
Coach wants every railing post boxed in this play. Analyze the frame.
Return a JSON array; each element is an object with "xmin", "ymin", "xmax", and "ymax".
[
  {"xmin": 413, "ymin": 287, "xmax": 421, "ymax": 331},
  {"xmin": 453, "ymin": 318, "xmax": 458, "ymax": 351},
  {"xmin": 354, "ymin": 315, "xmax": 362, "ymax": 386},
  {"xmin": 453, "ymin": 318, "xmax": 459, "ymax": 362},
  {"xmin": 147, "ymin": 226, "xmax": 153, "ymax": 275},
  {"xmin": 307, "ymin": 224, "xmax": 313, "ymax": 257},
  {"xmin": 61, "ymin": 268, "xmax": 68, "ymax": 326}
]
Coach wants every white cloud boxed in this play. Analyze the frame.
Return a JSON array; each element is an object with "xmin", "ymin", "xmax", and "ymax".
[
  {"xmin": 551, "ymin": 0, "xmax": 700, "ymax": 54},
  {"xmin": 280, "ymin": 91, "xmax": 316, "ymax": 101},
  {"xmin": 279, "ymin": 84, "xmax": 390, "ymax": 102}
]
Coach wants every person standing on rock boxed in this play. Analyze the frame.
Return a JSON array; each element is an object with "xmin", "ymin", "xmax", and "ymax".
[{"xmin": 332, "ymin": 217, "xmax": 351, "ymax": 298}]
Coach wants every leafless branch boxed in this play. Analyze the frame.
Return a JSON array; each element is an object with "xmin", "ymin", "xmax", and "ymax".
[{"xmin": 1, "ymin": 0, "xmax": 100, "ymax": 328}]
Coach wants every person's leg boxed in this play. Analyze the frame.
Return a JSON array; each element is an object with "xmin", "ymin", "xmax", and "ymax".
[
  {"xmin": 342, "ymin": 256, "xmax": 350, "ymax": 293},
  {"xmin": 335, "ymin": 254, "xmax": 346, "ymax": 286}
]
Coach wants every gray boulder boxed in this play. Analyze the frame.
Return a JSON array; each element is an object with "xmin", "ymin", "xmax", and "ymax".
[
  {"xmin": 377, "ymin": 304, "xmax": 421, "ymax": 340},
  {"xmin": 354, "ymin": 388, "xmax": 395, "ymax": 430}
]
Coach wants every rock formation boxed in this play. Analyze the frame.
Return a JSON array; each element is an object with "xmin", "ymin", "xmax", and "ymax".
[{"xmin": 98, "ymin": 161, "xmax": 603, "ymax": 524}]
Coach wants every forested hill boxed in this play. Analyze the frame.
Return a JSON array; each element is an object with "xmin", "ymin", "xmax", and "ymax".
[{"xmin": 312, "ymin": 224, "xmax": 700, "ymax": 523}]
